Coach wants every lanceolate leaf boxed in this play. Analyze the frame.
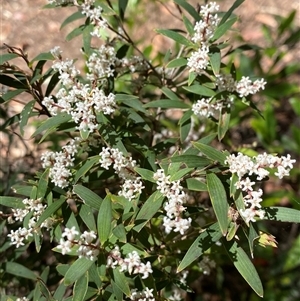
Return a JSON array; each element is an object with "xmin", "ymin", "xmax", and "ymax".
[
  {"xmin": 20, "ymin": 100, "xmax": 35, "ymax": 136},
  {"xmin": 134, "ymin": 191, "xmax": 165, "ymax": 232},
  {"xmin": 174, "ymin": 0, "xmax": 201, "ymax": 21},
  {"xmin": 183, "ymin": 85, "xmax": 215, "ymax": 97},
  {"xmin": 212, "ymin": 17, "xmax": 238, "ymax": 42},
  {"xmin": 219, "ymin": 0, "xmax": 245, "ymax": 25},
  {"xmin": 223, "ymin": 240, "xmax": 264, "ymax": 297},
  {"xmin": 263, "ymin": 207, "xmax": 300, "ymax": 223},
  {"xmin": 64, "ymin": 258, "xmax": 94, "ymax": 285},
  {"xmin": 177, "ymin": 223, "xmax": 222, "ymax": 272},
  {"xmin": 0, "ymin": 197, "xmax": 24, "ymax": 209},
  {"xmin": 0, "ymin": 88, "xmax": 26, "ymax": 104},
  {"xmin": 207, "ymin": 173, "xmax": 229, "ymax": 235},
  {"xmin": 144, "ymin": 99, "xmax": 189, "ymax": 109},
  {"xmin": 73, "ymin": 184, "xmax": 103, "ymax": 210},
  {"xmin": 156, "ymin": 29, "xmax": 194, "ymax": 46},
  {"xmin": 112, "ymin": 267, "xmax": 131, "ymax": 296},
  {"xmin": 192, "ymin": 142, "xmax": 227, "ymax": 164},
  {"xmin": 73, "ymin": 272, "xmax": 89, "ymax": 301},
  {"xmin": 5, "ymin": 262, "xmax": 37, "ymax": 280},
  {"xmin": 60, "ymin": 10, "xmax": 84, "ymax": 29},
  {"xmin": 98, "ymin": 194, "xmax": 112, "ymax": 246}
]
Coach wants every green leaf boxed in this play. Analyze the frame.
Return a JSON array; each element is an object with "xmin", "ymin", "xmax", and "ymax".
[
  {"xmin": 0, "ymin": 74, "xmax": 27, "ymax": 89},
  {"xmin": 64, "ymin": 258, "xmax": 94, "ymax": 286},
  {"xmin": 112, "ymin": 267, "xmax": 131, "ymax": 296},
  {"xmin": 35, "ymin": 197, "xmax": 65, "ymax": 227},
  {"xmin": 83, "ymin": 24, "xmax": 93, "ymax": 55},
  {"xmin": 144, "ymin": 99, "xmax": 189, "ymax": 109},
  {"xmin": 170, "ymin": 168, "xmax": 194, "ymax": 181},
  {"xmin": 183, "ymin": 85, "xmax": 215, "ymax": 97},
  {"xmin": 210, "ymin": 52, "xmax": 221, "ymax": 76},
  {"xmin": 0, "ymin": 196, "xmax": 24, "ymax": 209},
  {"xmin": 182, "ymin": 15, "xmax": 195, "ymax": 36},
  {"xmin": 30, "ymin": 52, "xmax": 54, "ymax": 63},
  {"xmin": 263, "ymin": 207, "xmax": 300, "ymax": 223},
  {"xmin": 112, "ymin": 224, "xmax": 127, "ymax": 243},
  {"xmin": 74, "ymin": 156, "xmax": 99, "ymax": 183},
  {"xmin": 177, "ymin": 223, "xmax": 222, "ymax": 272},
  {"xmin": 73, "ymin": 184, "xmax": 103, "ymax": 210},
  {"xmin": 156, "ymin": 29, "xmax": 193, "ymax": 46},
  {"xmin": 37, "ymin": 278, "xmax": 55, "ymax": 301},
  {"xmin": 218, "ymin": 111, "xmax": 230, "ymax": 141},
  {"xmin": 119, "ymin": 0, "xmax": 128, "ymax": 20},
  {"xmin": 37, "ymin": 169, "xmax": 49, "ymax": 199},
  {"xmin": 0, "ymin": 88, "xmax": 27, "ymax": 104},
  {"xmin": 45, "ymin": 71, "xmax": 60, "ymax": 97},
  {"xmin": 134, "ymin": 167, "xmax": 155, "ymax": 183},
  {"xmin": 162, "ymin": 155, "xmax": 211, "ymax": 168},
  {"xmin": 19, "ymin": 100, "xmax": 35, "ymax": 136},
  {"xmin": 79, "ymin": 204, "xmax": 97, "ymax": 232},
  {"xmin": 212, "ymin": 17, "xmax": 238, "ymax": 42},
  {"xmin": 72, "ymin": 272, "xmax": 89, "ymax": 301},
  {"xmin": 207, "ymin": 173, "xmax": 229, "ymax": 235},
  {"xmin": 192, "ymin": 142, "xmax": 227, "ymax": 164},
  {"xmin": 219, "ymin": 0, "xmax": 245, "ymax": 25},
  {"xmin": 174, "ymin": 0, "xmax": 201, "ymax": 21},
  {"xmin": 66, "ymin": 25, "xmax": 85, "ymax": 41},
  {"xmin": 115, "ymin": 94, "xmax": 146, "ymax": 113},
  {"xmin": 185, "ymin": 178, "xmax": 207, "ymax": 191},
  {"xmin": 166, "ymin": 58, "xmax": 187, "ymax": 68},
  {"xmin": 32, "ymin": 113, "xmax": 71, "ymax": 137},
  {"xmin": 5, "ymin": 262, "xmax": 37, "ymax": 280},
  {"xmin": 98, "ymin": 194, "xmax": 112, "ymax": 246},
  {"xmin": 180, "ymin": 117, "xmax": 191, "ymax": 143},
  {"xmin": 61, "ymin": 10, "xmax": 84, "ymax": 29},
  {"xmin": 161, "ymin": 87, "xmax": 180, "ymax": 100},
  {"xmin": 223, "ymin": 240, "xmax": 263, "ymax": 297},
  {"xmin": 134, "ymin": 191, "xmax": 165, "ymax": 232},
  {"xmin": 188, "ymin": 71, "xmax": 197, "ymax": 86},
  {"xmin": 0, "ymin": 53, "xmax": 19, "ymax": 63}
]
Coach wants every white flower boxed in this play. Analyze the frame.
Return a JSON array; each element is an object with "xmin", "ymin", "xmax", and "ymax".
[
  {"xmin": 187, "ymin": 45, "xmax": 210, "ymax": 73},
  {"xmin": 57, "ymin": 238, "xmax": 73, "ymax": 255}
]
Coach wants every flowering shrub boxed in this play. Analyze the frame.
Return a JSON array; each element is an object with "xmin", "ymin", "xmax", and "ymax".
[{"xmin": 0, "ymin": 0, "xmax": 299, "ymax": 300}]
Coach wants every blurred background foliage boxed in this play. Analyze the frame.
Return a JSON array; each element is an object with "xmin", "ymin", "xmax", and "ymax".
[{"xmin": 0, "ymin": 1, "xmax": 299, "ymax": 300}]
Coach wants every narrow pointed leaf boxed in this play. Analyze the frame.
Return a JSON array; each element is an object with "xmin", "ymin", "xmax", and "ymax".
[
  {"xmin": 61, "ymin": 10, "xmax": 84, "ymax": 29},
  {"xmin": 192, "ymin": 142, "xmax": 227, "ymax": 164},
  {"xmin": 112, "ymin": 267, "xmax": 131, "ymax": 296},
  {"xmin": 156, "ymin": 29, "xmax": 193, "ymax": 46},
  {"xmin": 98, "ymin": 195, "xmax": 112, "ymax": 245},
  {"xmin": 20, "ymin": 100, "xmax": 35, "ymax": 136},
  {"xmin": 183, "ymin": 85, "xmax": 215, "ymax": 97},
  {"xmin": 174, "ymin": 0, "xmax": 201, "ymax": 21},
  {"xmin": 166, "ymin": 58, "xmax": 187, "ymax": 68},
  {"xmin": 134, "ymin": 191, "xmax": 165, "ymax": 232},
  {"xmin": 144, "ymin": 99, "xmax": 189, "ymax": 109},
  {"xmin": 177, "ymin": 223, "xmax": 222, "ymax": 272},
  {"xmin": 207, "ymin": 173, "xmax": 229, "ymax": 235},
  {"xmin": 5, "ymin": 262, "xmax": 37, "ymax": 280},
  {"xmin": 72, "ymin": 272, "xmax": 89, "ymax": 301},
  {"xmin": 0, "ymin": 197, "xmax": 24, "ymax": 209},
  {"xmin": 218, "ymin": 111, "xmax": 231, "ymax": 141},
  {"xmin": 224, "ymin": 240, "xmax": 264, "ymax": 297},
  {"xmin": 64, "ymin": 258, "xmax": 94, "ymax": 285},
  {"xmin": 219, "ymin": 0, "xmax": 245, "ymax": 25},
  {"xmin": 263, "ymin": 207, "xmax": 300, "ymax": 223},
  {"xmin": 0, "ymin": 89, "xmax": 26, "ymax": 104},
  {"xmin": 73, "ymin": 184, "xmax": 103, "ymax": 210}
]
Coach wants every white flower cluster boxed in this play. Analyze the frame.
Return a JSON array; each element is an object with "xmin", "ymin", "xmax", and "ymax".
[
  {"xmin": 130, "ymin": 288, "xmax": 155, "ymax": 301},
  {"xmin": 107, "ymin": 246, "xmax": 153, "ymax": 279},
  {"xmin": 153, "ymin": 169, "xmax": 191, "ymax": 235},
  {"xmin": 57, "ymin": 226, "xmax": 99, "ymax": 260},
  {"xmin": 41, "ymin": 138, "xmax": 80, "ymax": 188},
  {"xmin": 80, "ymin": 0, "xmax": 108, "ymax": 37},
  {"xmin": 43, "ymin": 52, "xmax": 117, "ymax": 133},
  {"xmin": 216, "ymin": 73, "xmax": 267, "ymax": 98},
  {"xmin": 187, "ymin": 2, "xmax": 220, "ymax": 73},
  {"xmin": 99, "ymin": 147, "xmax": 144, "ymax": 201},
  {"xmin": 225, "ymin": 152, "xmax": 296, "ymax": 223},
  {"xmin": 193, "ymin": 74, "xmax": 266, "ymax": 118},
  {"xmin": 86, "ymin": 45, "xmax": 117, "ymax": 80},
  {"xmin": 8, "ymin": 198, "xmax": 54, "ymax": 248},
  {"xmin": 86, "ymin": 45, "xmax": 149, "ymax": 82}
]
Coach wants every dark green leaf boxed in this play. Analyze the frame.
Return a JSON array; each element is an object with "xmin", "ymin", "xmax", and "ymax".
[
  {"xmin": 219, "ymin": 0, "xmax": 245, "ymax": 25},
  {"xmin": 161, "ymin": 87, "xmax": 180, "ymax": 100},
  {"xmin": 177, "ymin": 223, "xmax": 222, "ymax": 272},
  {"xmin": 36, "ymin": 169, "xmax": 49, "ymax": 200},
  {"xmin": 185, "ymin": 178, "xmax": 207, "ymax": 191},
  {"xmin": 207, "ymin": 173, "xmax": 229, "ymax": 235},
  {"xmin": 73, "ymin": 184, "xmax": 103, "ymax": 210},
  {"xmin": 61, "ymin": 10, "xmax": 84, "ymax": 29},
  {"xmin": 134, "ymin": 191, "xmax": 165, "ymax": 232},
  {"xmin": 79, "ymin": 204, "xmax": 97, "ymax": 232},
  {"xmin": 174, "ymin": 0, "xmax": 201, "ymax": 21},
  {"xmin": 0, "ymin": 88, "xmax": 26, "ymax": 104},
  {"xmin": 119, "ymin": 0, "xmax": 128, "ymax": 21},
  {"xmin": 74, "ymin": 156, "xmax": 100, "ymax": 183},
  {"xmin": 212, "ymin": 17, "xmax": 238, "ymax": 41},
  {"xmin": 223, "ymin": 240, "xmax": 263, "ymax": 297},
  {"xmin": 162, "ymin": 155, "xmax": 211, "ymax": 168},
  {"xmin": 98, "ymin": 194, "xmax": 112, "ymax": 246},
  {"xmin": 192, "ymin": 142, "xmax": 227, "ymax": 164},
  {"xmin": 183, "ymin": 85, "xmax": 215, "ymax": 97},
  {"xmin": 0, "ymin": 53, "xmax": 19, "ymax": 63},
  {"xmin": 156, "ymin": 29, "xmax": 193, "ymax": 46},
  {"xmin": 0, "ymin": 196, "xmax": 24, "ymax": 209},
  {"xmin": 5, "ymin": 262, "xmax": 37, "ymax": 280},
  {"xmin": 0, "ymin": 74, "xmax": 27, "ymax": 89},
  {"xmin": 73, "ymin": 272, "xmax": 89, "ymax": 301},
  {"xmin": 45, "ymin": 71, "xmax": 60, "ymax": 97},
  {"xmin": 263, "ymin": 207, "xmax": 300, "ymax": 223},
  {"xmin": 30, "ymin": 52, "xmax": 54, "ymax": 63},
  {"xmin": 37, "ymin": 278, "xmax": 55, "ymax": 301},
  {"xmin": 166, "ymin": 58, "xmax": 187, "ymax": 68},
  {"xmin": 64, "ymin": 258, "xmax": 94, "ymax": 285},
  {"xmin": 19, "ymin": 100, "xmax": 35, "ymax": 136},
  {"xmin": 144, "ymin": 99, "xmax": 189, "ymax": 109}
]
